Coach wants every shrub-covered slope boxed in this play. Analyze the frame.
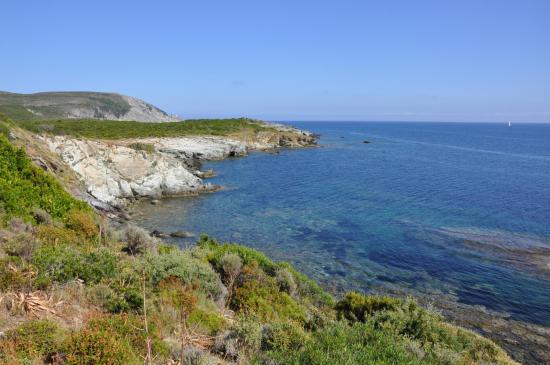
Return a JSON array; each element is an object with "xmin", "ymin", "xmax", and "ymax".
[
  {"xmin": 0, "ymin": 91, "xmax": 178, "ymax": 123},
  {"xmin": 0, "ymin": 135, "xmax": 518, "ymax": 364},
  {"xmin": 15, "ymin": 118, "xmax": 274, "ymax": 139}
]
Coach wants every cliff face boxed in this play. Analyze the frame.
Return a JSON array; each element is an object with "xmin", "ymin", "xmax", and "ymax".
[{"xmin": 39, "ymin": 124, "xmax": 316, "ymax": 210}]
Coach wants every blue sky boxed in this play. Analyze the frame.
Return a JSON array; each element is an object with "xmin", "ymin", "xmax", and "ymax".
[{"xmin": 2, "ymin": 0, "xmax": 549, "ymax": 122}]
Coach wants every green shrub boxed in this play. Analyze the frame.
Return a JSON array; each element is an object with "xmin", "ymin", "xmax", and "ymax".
[
  {"xmin": 204, "ymin": 240, "xmax": 277, "ymax": 275},
  {"xmin": 232, "ymin": 263, "xmax": 305, "ymax": 322},
  {"xmin": 105, "ymin": 285, "xmax": 143, "ymax": 313},
  {"xmin": 232, "ymin": 317, "xmax": 262, "ymax": 352},
  {"xmin": 369, "ymin": 299, "xmax": 442, "ymax": 344},
  {"xmin": 277, "ymin": 262, "xmax": 334, "ymax": 307},
  {"xmin": 261, "ymin": 322, "xmax": 309, "ymax": 352},
  {"xmin": 65, "ymin": 211, "xmax": 98, "ymax": 240},
  {"xmin": 86, "ymin": 314, "xmax": 169, "ymax": 360},
  {"xmin": 32, "ymin": 245, "xmax": 118, "ymax": 286},
  {"xmin": 3, "ymin": 319, "xmax": 63, "ymax": 360},
  {"xmin": 135, "ymin": 250, "xmax": 222, "ymax": 299},
  {"xmin": 0, "ymin": 135, "xmax": 90, "ymax": 222},
  {"xmin": 198, "ymin": 237, "xmax": 334, "ymax": 308},
  {"xmin": 0, "ymin": 120, "xmax": 10, "ymax": 137},
  {"xmin": 266, "ymin": 321, "xmax": 419, "ymax": 365},
  {"xmin": 64, "ymin": 327, "xmax": 139, "ymax": 365},
  {"xmin": 87, "ymin": 283, "xmax": 117, "ymax": 307},
  {"xmin": 335, "ymin": 292, "xmax": 401, "ymax": 323},
  {"xmin": 35, "ymin": 224, "xmax": 78, "ymax": 246},
  {"xmin": 188, "ymin": 308, "xmax": 227, "ymax": 335},
  {"xmin": 128, "ymin": 142, "xmax": 156, "ymax": 153},
  {"xmin": 275, "ymin": 266, "xmax": 297, "ymax": 296}
]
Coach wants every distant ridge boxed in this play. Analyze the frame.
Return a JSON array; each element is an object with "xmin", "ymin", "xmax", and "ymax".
[{"xmin": 0, "ymin": 91, "xmax": 180, "ymax": 122}]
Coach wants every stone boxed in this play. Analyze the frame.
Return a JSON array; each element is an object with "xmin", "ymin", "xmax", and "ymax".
[{"xmin": 170, "ymin": 230, "xmax": 195, "ymax": 238}]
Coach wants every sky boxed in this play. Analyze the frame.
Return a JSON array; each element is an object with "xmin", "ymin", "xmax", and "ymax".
[{"xmin": 1, "ymin": 0, "xmax": 549, "ymax": 122}]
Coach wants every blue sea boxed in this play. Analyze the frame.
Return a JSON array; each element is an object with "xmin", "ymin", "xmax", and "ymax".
[{"xmin": 134, "ymin": 122, "xmax": 550, "ymax": 327}]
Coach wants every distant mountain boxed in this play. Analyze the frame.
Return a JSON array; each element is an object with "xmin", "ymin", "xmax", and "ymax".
[{"xmin": 0, "ymin": 91, "xmax": 180, "ymax": 122}]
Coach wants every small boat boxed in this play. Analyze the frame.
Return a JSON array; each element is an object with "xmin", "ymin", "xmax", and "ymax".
[{"xmin": 508, "ymin": 121, "xmax": 512, "ymax": 127}]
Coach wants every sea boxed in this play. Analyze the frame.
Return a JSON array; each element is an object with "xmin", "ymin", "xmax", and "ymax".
[{"xmin": 133, "ymin": 122, "xmax": 550, "ymax": 329}]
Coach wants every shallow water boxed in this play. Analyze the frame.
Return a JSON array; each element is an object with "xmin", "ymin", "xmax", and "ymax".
[{"xmin": 134, "ymin": 122, "xmax": 550, "ymax": 326}]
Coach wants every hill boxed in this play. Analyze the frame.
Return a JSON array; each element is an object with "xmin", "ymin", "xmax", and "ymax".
[{"xmin": 0, "ymin": 91, "xmax": 179, "ymax": 123}]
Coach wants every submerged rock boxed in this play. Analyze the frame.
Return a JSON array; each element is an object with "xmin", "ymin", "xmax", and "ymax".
[
  {"xmin": 170, "ymin": 230, "xmax": 195, "ymax": 238},
  {"xmin": 151, "ymin": 230, "xmax": 167, "ymax": 238}
]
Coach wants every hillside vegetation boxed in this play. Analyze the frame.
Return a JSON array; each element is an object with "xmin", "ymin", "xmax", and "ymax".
[
  {"xmin": 0, "ymin": 132, "xmax": 518, "ymax": 364},
  {"xmin": 0, "ymin": 91, "xmax": 177, "ymax": 122},
  {"xmin": 15, "ymin": 118, "xmax": 274, "ymax": 139}
]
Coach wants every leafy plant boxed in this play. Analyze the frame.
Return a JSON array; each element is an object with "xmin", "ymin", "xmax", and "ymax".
[
  {"xmin": 0, "ymin": 134, "xmax": 90, "ymax": 222},
  {"xmin": 63, "ymin": 327, "xmax": 139, "ymax": 365},
  {"xmin": 128, "ymin": 142, "xmax": 156, "ymax": 153},
  {"xmin": 32, "ymin": 245, "xmax": 118, "ymax": 286},
  {"xmin": 1, "ymin": 319, "xmax": 63, "ymax": 361},
  {"xmin": 335, "ymin": 292, "xmax": 401, "ymax": 323}
]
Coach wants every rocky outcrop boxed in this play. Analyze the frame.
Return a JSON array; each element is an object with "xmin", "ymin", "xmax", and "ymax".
[
  {"xmin": 42, "ymin": 136, "xmax": 209, "ymax": 208},
  {"xmin": 39, "ymin": 123, "xmax": 316, "ymax": 210}
]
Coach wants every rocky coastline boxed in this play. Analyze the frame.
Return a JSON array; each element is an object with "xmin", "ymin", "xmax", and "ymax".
[{"xmin": 37, "ymin": 124, "xmax": 316, "ymax": 215}]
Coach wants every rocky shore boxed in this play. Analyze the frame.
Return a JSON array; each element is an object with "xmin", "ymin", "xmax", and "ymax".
[{"xmin": 39, "ymin": 124, "xmax": 315, "ymax": 212}]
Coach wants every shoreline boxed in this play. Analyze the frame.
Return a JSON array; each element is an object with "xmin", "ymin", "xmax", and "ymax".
[{"xmin": 29, "ymin": 122, "xmax": 316, "ymax": 220}]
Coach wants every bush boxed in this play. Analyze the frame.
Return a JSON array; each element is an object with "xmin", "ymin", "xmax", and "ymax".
[
  {"xmin": 198, "ymin": 237, "xmax": 333, "ymax": 308},
  {"xmin": 135, "ymin": 250, "xmax": 222, "ymax": 299},
  {"xmin": 219, "ymin": 252, "xmax": 243, "ymax": 282},
  {"xmin": 0, "ymin": 120, "xmax": 10, "ymax": 138},
  {"xmin": 335, "ymin": 292, "xmax": 401, "ymax": 323},
  {"xmin": 266, "ymin": 321, "xmax": 419, "ymax": 365},
  {"xmin": 3, "ymin": 319, "xmax": 63, "ymax": 360},
  {"xmin": 63, "ymin": 328, "xmax": 139, "ymax": 365},
  {"xmin": 261, "ymin": 322, "xmax": 309, "ymax": 352},
  {"xmin": 231, "ymin": 317, "xmax": 262, "ymax": 352},
  {"xmin": 32, "ymin": 207, "xmax": 52, "ymax": 225},
  {"xmin": 87, "ymin": 283, "xmax": 117, "ymax": 307},
  {"xmin": 232, "ymin": 263, "xmax": 305, "ymax": 322},
  {"xmin": 158, "ymin": 276, "xmax": 198, "ymax": 314},
  {"xmin": 275, "ymin": 267, "xmax": 297, "ymax": 296},
  {"xmin": 65, "ymin": 211, "xmax": 98, "ymax": 240},
  {"xmin": 121, "ymin": 224, "xmax": 155, "ymax": 255},
  {"xmin": 128, "ymin": 142, "xmax": 156, "ymax": 153},
  {"xmin": 277, "ymin": 262, "xmax": 334, "ymax": 307},
  {"xmin": 35, "ymin": 224, "xmax": 78, "ymax": 246},
  {"xmin": 0, "ymin": 135, "xmax": 90, "ymax": 222},
  {"xmin": 188, "ymin": 308, "xmax": 227, "ymax": 335},
  {"xmin": 32, "ymin": 245, "xmax": 118, "ymax": 286},
  {"xmin": 199, "ymin": 235, "xmax": 277, "ymax": 275},
  {"xmin": 86, "ymin": 314, "xmax": 169, "ymax": 360},
  {"xmin": 3, "ymin": 232, "xmax": 40, "ymax": 260},
  {"xmin": 105, "ymin": 286, "xmax": 143, "ymax": 314}
]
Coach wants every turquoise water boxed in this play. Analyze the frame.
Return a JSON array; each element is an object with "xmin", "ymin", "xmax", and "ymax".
[{"xmin": 134, "ymin": 122, "xmax": 550, "ymax": 326}]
